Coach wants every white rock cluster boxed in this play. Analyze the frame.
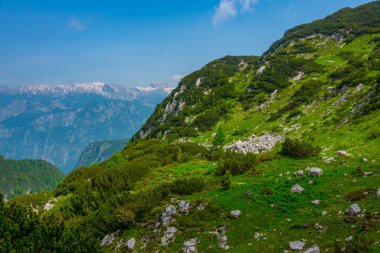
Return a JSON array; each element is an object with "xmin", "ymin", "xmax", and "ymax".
[
  {"xmin": 225, "ymin": 134, "xmax": 283, "ymax": 154},
  {"xmin": 183, "ymin": 238, "xmax": 199, "ymax": 253}
]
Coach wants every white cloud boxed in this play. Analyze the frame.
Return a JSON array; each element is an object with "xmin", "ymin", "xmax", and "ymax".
[
  {"xmin": 212, "ymin": 0, "xmax": 258, "ymax": 26},
  {"xmin": 171, "ymin": 74, "xmax": 184, "ymax": 82},
  {"xmin": 67, "ymin": 15, "xmax": 85, "ymax": 31}
]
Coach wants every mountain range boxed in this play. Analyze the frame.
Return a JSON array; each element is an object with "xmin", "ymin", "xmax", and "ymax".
[{"xmin": 0, "ymin": 83, "xmax": 172, "ymax": 172}]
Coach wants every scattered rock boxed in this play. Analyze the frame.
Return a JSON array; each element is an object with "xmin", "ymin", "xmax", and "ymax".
[
  {"xmin": 291, "ymin": 184, "xmax": 304, "ymax": 193},
  {"xmin": 218, "ymin": 235, "xmax": 230, "ymax": 250},
  {"xmin": 289, "ymin": 241, "xmax": 305, "ymax": 251},
  {"xmin": 363, "ymin": 158, "xmax": 368, "ymax": 162},
  {"xmin": 161, "ymin": 205, "xmax": 177, "ymax": 226},
  {"xmin": 377, "ymin": 189, "xmax": 380, "ymax": 198},
  {"xmin": 311, "ymin": 200, "xmax": 320, "ymax": 205},
  {"xmin": 294, "ymin": 170, "xmax": 304, "ymax": 177},
  {"xmin": 196, "ymin": 203, "xmax": 206, "ymax": 211},
  {"xmin": 183, "ymin": 238, "xmax": 199, "ymax": 253},
  {"xmin": 336, "ymin": 150, "xmax": 352, "ymax": 157},
  {"xmin": 127, "ymin": 237, "xmax": 136, "ymax": 250},
  {"xmin": 307, "ymin": 167, "xmax": 323, "ymax": 177},
  {"xmin": 304, "ymin": 245, "xmax": 320, "ymax": 253},
  {"xmin": 345, "ymin": 204, "xmax": 361, "ymax": 215},
  {"xmin": 178, "ymin": 201, "xmax": 190, "ymax": 214},
  {"xmin": 321, "ymin": 211, "xmax": 328, "ymax": 216},
  {"xmin": 230, "ymin": 210, "xmax": 241, "ymax": 218}
]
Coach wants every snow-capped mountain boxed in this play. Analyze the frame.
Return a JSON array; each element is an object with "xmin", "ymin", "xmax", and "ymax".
[{"xmin": 0, "ymin": 83, "xmax": 174, "ymax": 173}]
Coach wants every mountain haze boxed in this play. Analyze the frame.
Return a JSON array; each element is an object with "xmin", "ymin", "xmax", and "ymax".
[{"xmin": 0, "ymin": 83, "xmax": 172, "ymax": 172}]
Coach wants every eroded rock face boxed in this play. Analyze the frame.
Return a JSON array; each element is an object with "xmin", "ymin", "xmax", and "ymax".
[
  {"xmin": 225, "ymin": 134, "xmax": 283, "ymax": 154},
  {"xmin": 345, "ymin": 204, "xmax": 361, "ymax": 215}
]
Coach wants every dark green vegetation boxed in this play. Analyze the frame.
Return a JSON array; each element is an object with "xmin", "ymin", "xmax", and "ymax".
[
  {"xmin": 0, "ymin": 156, "xmax": 64, "ymax": 198},
  {"xmin": 2, "ymin": 2, "xmax": 380, "ymax": 252}
]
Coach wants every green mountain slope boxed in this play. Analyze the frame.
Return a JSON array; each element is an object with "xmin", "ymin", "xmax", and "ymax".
[
  {"xmin": 0, "ymin": 155, "xmax": 64, "ymax": 198},
  {"xmin": 2, "ymin": 2, "xmax": 380, "ymax": 252},
  {"xmin": 75, "ymin": 139, "xmax": 127, "ymax": 168}
]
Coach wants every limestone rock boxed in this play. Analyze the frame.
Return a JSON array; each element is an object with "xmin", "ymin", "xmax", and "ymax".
[
  {"xmin": 229, "ymin": 210, "xmax": 241, "ymax": 218},
  {"xmin": 304, "ymin": 245, "xmax": 320, "ymax": 253},
  {"xmin": 291, "ymin": 184, "xmax": 304, "ymax": 193},
  {"xmin": 307, "ymin": 167, "xmax": 323, "ymax": 177},
  {"xmin": 178, "ymin": 200, "xmax": 190, "ymax": 214},
  {"xmin": 294, "ymin": 170, "xmax": 304, "ymax": 177},
  {"xmin": 311, "ymin": 200, "xmax": 320, "ymax": 205},
  {"xmin": 336, "ymin": 150, "xmax": 352, "ymax": 156},
  {"xmin": 345, "ymin": 203, "xmax": 361, "ymax": 215},
  {"xmin": 183, "ymin": 238, "xmax": 199, "ymax": 253},
  {"xmin": 289, "ymin": 241, "xmax": 305, "ymax": 251},
  {"xmin": 127, "ymin": 237, "xmax": 136, "ymax": 250}
]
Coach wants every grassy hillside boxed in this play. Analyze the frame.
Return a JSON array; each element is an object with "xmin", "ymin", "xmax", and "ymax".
[
  {"xmin": 0, "ymin": 155, "xmax": 64, "ymax": 198},
  {"xmin": 2, "ymin": 1, "xmax": 380, "ymax": 252}
]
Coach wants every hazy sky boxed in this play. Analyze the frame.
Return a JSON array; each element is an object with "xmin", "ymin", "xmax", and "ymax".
[{"xmin": 0, "ymin": 0, "xmax": 372, "ymax": 87}]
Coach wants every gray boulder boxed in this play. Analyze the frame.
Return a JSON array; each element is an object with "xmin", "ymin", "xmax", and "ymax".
[
  {"xmin": 294, "ymin": 170, "xmax": 304, "ymax": 177},
  {"xmin": 229, "ymin": 210, "xmax": 241, "ymax": 218},
  {"xmin": 307, "ymin": 167, "xmax": 323, "ymax": 177},
  {"xmin": 289, "ymin": 241, "xmax": 305, "ymax": 251},
  {"xmin": 291, "ymin": 184, "xmax": 304, "ymax": 193},
  {"xmin": 345, "ymin": 203, "xmax": 361, "ymax": 215},
  {"xmin": 179, "ymin": 200, "xmax": 191, "ymax": 214},
  {"xmin": 336, "ymin": 150, "xmax": 352, "ymax": 156},
  {"xmin": 311, "ymin": 200, "xmax": 320, "ymax": 205},
  {"xmin": 127, "ymin": 237, "xmax": 136, "ymax": 250},
  {"xmin": 304, "ymin": 245, "xmax": 320, "ymax": 253}
]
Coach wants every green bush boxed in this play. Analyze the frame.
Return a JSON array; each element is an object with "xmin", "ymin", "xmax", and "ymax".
[
  {"xmin": 281, "ymin": 138, "xmax": 321, "ymax": 158},
  {"xmin": 220, "ymin": 172, "xmax": 232, "ymax": 190},
  {"xmin": 216, "ymin": 151, "xmax": 256, "ymax": 175}
]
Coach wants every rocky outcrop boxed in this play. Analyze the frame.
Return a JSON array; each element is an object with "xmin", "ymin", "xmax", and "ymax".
[{"xmin": 225, "ymin": 134, "xmax": 283, "ymax": 154}]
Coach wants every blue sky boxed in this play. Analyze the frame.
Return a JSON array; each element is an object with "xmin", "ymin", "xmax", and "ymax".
[{"xmin": 0, "ymin": 0, "xmax": 373, "ymax": 87}]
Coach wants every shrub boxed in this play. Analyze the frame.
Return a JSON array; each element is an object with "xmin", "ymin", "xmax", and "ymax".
[
  {"xmin": 213, "ymin": 127, "xmax": 226, "ymax": 146},
  {"xmin": 281, "ymin": 138, "xmax": 321, "ymax": 158},
  {"xmin": 216, "ymin": 151, "xmax": 256, "ymax": 175},
  {"xmin": 220, "ymin": 172, "xmax": 232, "ymax": 190}
]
